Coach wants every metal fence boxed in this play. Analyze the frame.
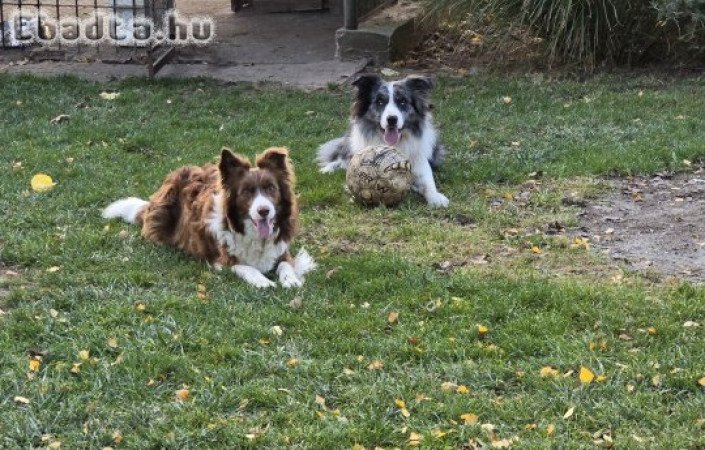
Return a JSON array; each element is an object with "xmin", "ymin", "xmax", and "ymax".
[{"xmin": 0, "ymin": 0, "xmax": 174, "ymax": 75}]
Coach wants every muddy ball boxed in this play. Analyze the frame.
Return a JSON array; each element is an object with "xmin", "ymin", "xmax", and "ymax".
[{"xmin": 346, "ymin": 145, "xmax": 413, "ymax": 206}]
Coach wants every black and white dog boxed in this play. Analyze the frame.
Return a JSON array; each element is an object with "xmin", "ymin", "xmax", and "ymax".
[{"xmin": 316, "ymin": 74, "xmax": 449, "ymax": 208}]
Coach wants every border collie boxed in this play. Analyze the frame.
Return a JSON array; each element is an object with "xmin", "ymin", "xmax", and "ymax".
[
  {"xmin": 102, "ymin": 147, "xmax": 315, "ymax": 289},
  {"xmin": 317, "ymin": 74, "xmax": 449, "ymax": 208}
]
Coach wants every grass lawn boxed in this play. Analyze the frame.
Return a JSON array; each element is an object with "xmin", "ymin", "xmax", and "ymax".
[{"xmin": 1, "ymin": 73, "xmax": 704, "ymax": 449}]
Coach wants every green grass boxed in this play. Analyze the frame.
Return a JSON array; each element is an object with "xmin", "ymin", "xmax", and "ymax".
[{"xmin": 1, "ymin": 73, "xmax": 704, "ymax": 449}]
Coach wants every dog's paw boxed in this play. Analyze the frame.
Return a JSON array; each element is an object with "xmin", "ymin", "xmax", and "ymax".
[
  {"xmin": 233, "ymin": 265, "xmax": 276, "ymax": 288},
  {"xmin": 426, "ymin": 192, "xmax": 449, "ymax": 208},
  {"xmin": 250, "ymin": 276, "xmax": 277, "ymax": 289},
  {"xmin": 280, "ymin": 273, "xmax": 303, "ymax": 288},
  {"xmin": 211, "ymin": 263, "xmax": 224, "ymax": 272}
]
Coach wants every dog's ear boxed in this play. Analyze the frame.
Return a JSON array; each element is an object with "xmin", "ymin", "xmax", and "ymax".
[
  {"xmin": 404, "ymin": 75, "xmax": 434, "ymax": 96},
  {"xmin": 256, "ymin": 147, "xmax": 290, "ymax": 174},
  {"xmin": 219, "ymin": 147, "xmax": 250, "ymax": 185},
  {"xmin": 405, "ymin": 75, "xmax": 434, "ymax": 115},
  {"xmin": 352, "ymin": 73, "xmax": 382, "ymax": 91},
  {"xmin": 351, "ymin": 73, "xmax": 381, "ymax": 118}
]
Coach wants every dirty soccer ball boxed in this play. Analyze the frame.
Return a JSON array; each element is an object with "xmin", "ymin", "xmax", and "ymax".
[{"xmin": 346, "ymin": 145, "xmax": 413, "ymax": 206}]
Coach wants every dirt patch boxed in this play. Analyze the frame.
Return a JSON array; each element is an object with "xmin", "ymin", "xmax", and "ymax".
[{"xmin": 580, "ymin": 169, "xmax": 705, "ymax": 283}]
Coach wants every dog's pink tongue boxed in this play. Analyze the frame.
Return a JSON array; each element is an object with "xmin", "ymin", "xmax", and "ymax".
[
  {"xmin": 255, "ymin": 219, "xmax": 272, "ymax": 239},
  {"xmin": 384, "ymin": 128, "xmax": 401, "ymax": 146}
]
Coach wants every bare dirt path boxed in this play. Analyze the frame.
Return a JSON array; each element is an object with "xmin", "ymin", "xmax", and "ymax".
[{"xmin": 580, "ymin": 169, "xmax": 705, "ymax": 283}]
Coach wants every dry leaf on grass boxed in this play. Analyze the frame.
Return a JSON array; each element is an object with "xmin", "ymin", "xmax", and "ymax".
[
  {"xmin": 31, "ymin": 173, "xmax": 56, "ymax": 192},
  {"xmin": 14, "ymin": 396, "xmax": 30, "ymax": 405},
  {"xmin": 540, "ymin": 366, "xmax": 559, "ymax": 378},
  {"xmin": 579, "ymin": 366, "xmax": 595, "ymax": 384},
  {"xmin": 99, "ymin": 92, "xmax": 120, "ymax": 100},
  {"xmin": 175, "ymin": 388, "xmax": 190, "ymax": 402},
  {"xmin": 50, "ymin": 114, "xmax": 70, "ymax": 124},
  {"xmin": 460, "ymin": 413, "xmax": 479, "ymax": 424},
  {"xmin": 563, "ymin": 406, "xmax": 575, "ymax": 419}
]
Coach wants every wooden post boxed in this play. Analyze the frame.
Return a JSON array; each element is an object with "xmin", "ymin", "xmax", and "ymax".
[{"xmin": 344, "ymin": 0, "xmax": 357, "ymax": 30}]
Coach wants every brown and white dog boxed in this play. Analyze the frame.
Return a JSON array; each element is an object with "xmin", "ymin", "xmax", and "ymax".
[{"xmin": 102, "ymin": 147, "xmax": 315, "ymax": 288}]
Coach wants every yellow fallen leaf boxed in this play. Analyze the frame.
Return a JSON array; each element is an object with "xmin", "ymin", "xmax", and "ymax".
[
  {"xmin": 175, "ymin": 388, "xmax": 190, "ymax": 402},
  {"xmin": 563, "ymin": 406, "xmax": 575, "ymax": 419},
  {"xmin": 315, "ymin": 395, "xmax": 326, "ymax": 408},
  {"xmin": 70, "ymin": 363, "xmax": 81, "ymax": 374},
  {"xmin": 352, "ymin": 445, "xmax": 365, "ymax": 450},
  {"xmin": 502, "ymin": 96, "xmax": 513, "ymax": 104},
  {"xmin": 78, "ymin": 350, "xmax": 90, "ymax": 361},
  {"xmin": 491, "ymin": 438, "xmax": 514, "ymax": 448},
  {"xmin": 135, "ymin": 303, "xmax": 146, "ymax": 311},
  {"xmin": 99, "ymin": 92, "xmax": 121, "ymax": 100},
  {"xmin": 579, "ymin": 366, "xmax": 595, "ymax": 384},
  {"xmin": 29, "ymin": 358, "xmax": 41, "ymax": 372},
  {"xmin": 652, "ymin": 375, "xmax": 661, "ymax": 387},
  {"xmin": 47, "ymin": 442, "xmax": 62, "ymax": 449},
  {"xmin": 286, "ymin": 358, "xmax": 299, "ymax": 368},
  {"xmin": 477, "ymin": 324, "xmax": 489, "ymax": 336},
  {"xmin": 596, "ymin": 375, "xmax": 607, "ymax": 383},
  {"xmin": 408, "ymin": 432, "xmax": 422, "ymax": 446},
  {"xmin": 400, "ymin": 407, "xmax": 411, "ymax": 418},
  {"xmin": 531, "ymin": 246, "xmax": 542, "ymax": 254},
  {"xmin": 46, "ymin": 266, "xmax": 61, "ymax": 273},
  {"xmin": 647, "ymin": 327, "xmax": 657, "ymax": 335},
  {"xmin": 431, "ymin": 429, "xmax": 447, "ymax": 439},
  {"xmin": 107, "ymin": 337, "xmax": 118, "ymax": 349},
  {"xmin": 698, "ymin": 377, "xmax": 705, "ymax": 387},
  {"xmin": 112, "ymin": 431, "xmax": 123, "ymax": 444},
  {"xmin": 546, "ymin": 424, "xmax": 555, "ymax": 436},
  {"xmin": 395, "ymin": 399, "xmax": 406, "ymax": 409},
  {"xmin": 456, "ymin": 384, "xmax": 470, "ymax": 395},
  {"xmin": 196, "ymin": 284, "xmax": 207, "ymax": 300},
  {"xmin": 270, "ymin": 325, "xmax": 283, "ymax": 336},
  {"xmin": 460, "ymin": 413, "xmax": 479, "ymax": 424},
  {"xmin": 540, "ymin": 366, "xmax": 559, "ymax": 378},
  {"xmin": 258, "ymin": 337, "xmax": 270, "ymax": 345},
  {"xmin": 31, "ymin": 173, "xmax": 56, "ymax": 192},
  {"xmin": 368, "ymin": 360, "xmax": 384, "ymax": 371},
  {"xmin": 441, "ymin": 381, "xmax": 458, "ymax": 392},
  {"xmin": 14, "ymin": 396, "xmax": 30, "ymax": 404},
  {"xmin": 388, "ymin": 311, "xmax": 399, "ymax": 323},
  {"xmin": 481, "ymin": 423, "xmax": 496, "ymax": 433}
]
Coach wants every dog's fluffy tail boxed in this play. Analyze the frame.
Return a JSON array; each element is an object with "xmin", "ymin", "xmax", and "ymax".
[
  {"xmin": 293, "ymin": 249, "xmax": 317, "ymax": 279},
  {"xmin": 316, "ymin": 137, "xmax": 350, "ymax": 173},
  {"xmin": 102, "ymin": 197, "xmax": 148, "ymax": 224}
]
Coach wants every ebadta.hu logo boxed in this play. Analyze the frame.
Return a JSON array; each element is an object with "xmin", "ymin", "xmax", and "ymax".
[{"xmin": 1, "ymin": 10, "xmax": 214, "ymax": 47}]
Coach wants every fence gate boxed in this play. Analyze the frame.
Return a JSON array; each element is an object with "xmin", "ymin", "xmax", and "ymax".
[{"xmin": 0, "ymin": 0, "xmax": 175, "ymax": 76}]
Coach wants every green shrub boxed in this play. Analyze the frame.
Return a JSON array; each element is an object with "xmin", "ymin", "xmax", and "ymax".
[{"xmin": 424, "ymin": 0, "xmax": 705, "ymax": 68}]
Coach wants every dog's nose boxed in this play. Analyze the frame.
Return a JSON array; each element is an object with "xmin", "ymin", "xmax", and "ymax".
[
  {"xmin": 387, "ymin": 116, "xmax": 398, "ymax": 127},
  {"xmin": 257, "ymin": 207, "xmax": 270, "ymax": 218}
]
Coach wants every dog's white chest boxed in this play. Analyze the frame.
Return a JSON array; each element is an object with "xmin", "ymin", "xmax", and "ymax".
[
  {"xmin": 208, "ymin": 194, "xmax": 288, "ymax": 273},
  {"xmin": 228, "ymin": 225, "xmax": 288, "ymax": 273}
]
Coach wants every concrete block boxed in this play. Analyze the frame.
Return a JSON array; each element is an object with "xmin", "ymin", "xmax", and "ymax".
[{"xmin": 335, "ymin": 1, "xmax": 423, "ymax": 65}]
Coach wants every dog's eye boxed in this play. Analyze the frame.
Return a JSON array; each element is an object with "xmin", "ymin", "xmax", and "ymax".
[
  {"xmin": 398, "ymin": 98, "xmax": 407, "ymax": 105},
  {"xmin": 376, "ymin": 98, "xmax": 385, "ymax": 105},
  {"xmin": 264, "ymin": 184, "xmax": 276, "ymax": 193}
]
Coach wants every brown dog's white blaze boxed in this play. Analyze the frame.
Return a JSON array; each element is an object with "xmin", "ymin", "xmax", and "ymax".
[{"xmin": 103, "ymin": 146, "xmax": 313, "ymax": 288}]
